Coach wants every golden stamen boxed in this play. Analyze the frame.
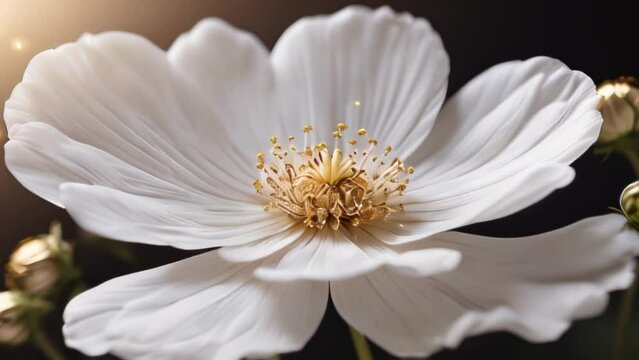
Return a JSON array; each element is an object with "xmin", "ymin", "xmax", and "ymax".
[{"xmin": 256, "ymin": 127, "xmax": 411, "ymax": 230}]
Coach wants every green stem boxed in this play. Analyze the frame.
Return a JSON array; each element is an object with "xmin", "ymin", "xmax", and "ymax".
[
  {"xmin": 26, "ymin": 313, "xmax": 66, "ymax": 360},
  {"xmin": 613, "ymin": 268, "xmax": 638, "ymax": 360},
  {"xmin": 349, "ymin": 326, "xmax": 373, "ymax": 360}
]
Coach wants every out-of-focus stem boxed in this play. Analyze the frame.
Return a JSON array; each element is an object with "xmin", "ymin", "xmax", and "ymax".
[
  {"xmin": 349, "ymin": 326, "xmax": 373, "ymax": 360},
  {"xmin": 26, "ymin": 312, "xmax": 66, "ymax": 360},
  {"xmin": 613, "ymin": 266, "xmax": 638, "ymax": 360}
]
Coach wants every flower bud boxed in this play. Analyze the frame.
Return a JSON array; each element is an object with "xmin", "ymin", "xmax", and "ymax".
[
  {"xmin": 0, "ymin": 291, "xmax": 29, "ymax": 345},
  {"xmin": 596, "ymin": 77, "xmax": 639, "ymax": 143},
  {"xmin": 620, "ymin": 181, "xmax": 639, "ymax": 226},
  {"xmin": 5, "ymin": 223, "xmax": 73, "ymax": 296}
]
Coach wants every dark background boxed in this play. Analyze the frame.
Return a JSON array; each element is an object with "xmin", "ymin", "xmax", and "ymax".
[{"xmin": 1, "ymin": 0, "xmax": 638, "ymax": 359}]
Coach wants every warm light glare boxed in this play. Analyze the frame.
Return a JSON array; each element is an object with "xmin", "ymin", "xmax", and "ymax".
[{"xmin": 10, "ymin": 38, "xmax": 27, "ymax": 51}]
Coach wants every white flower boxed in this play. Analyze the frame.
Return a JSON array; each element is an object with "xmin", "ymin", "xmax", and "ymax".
[{"xmin": 3, "ymin": 5, "xmax": 638, "ymax": 359}]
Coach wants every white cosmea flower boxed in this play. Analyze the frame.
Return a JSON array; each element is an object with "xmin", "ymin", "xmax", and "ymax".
[{"xmin": 3, "ymin": 5, "xmax": 639, "ymax": 359}]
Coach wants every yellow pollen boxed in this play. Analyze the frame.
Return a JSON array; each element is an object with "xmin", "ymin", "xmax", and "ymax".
[
  {"xmin": 384, "ymin": 145, "xmax": 392, "ymax": 155},
  {"xmin": 270, "ymin": 136, "xmax": 278, "ymax": 144},
  {"xmin": 407, "ymin": 166, "xmax": 415, "ymax": 174},
  {"xmin": 303, "ymin": 124, "xmax": 314, "ymax": 133},
  {"xmin": 256, "ymin": 162, "xmax": 264, "ymax": 170},
  {"xmin": 337, "ymin": 123, "xmax": 348, "ymax": 131},
  {"xmin": 369, "ymin": 138, "xmax": 378, "ymax": 145},
  {"xmin": 287, "ymin": 135, "xmax": 295, "ymax": 142},
  {"xmin": 357, "ymin": 128, "xmax": 367, "ymax": 136},
  {"xmin": 348, "ymin": 139, "xmax": 357, "ymax": 145},
  {"xmin": 252, "ymin": 180, "xmax": 263, "ymax": 193},
  {"xmin": 333, "ymin": 131, "xmax": 342, "ymax": 138}
]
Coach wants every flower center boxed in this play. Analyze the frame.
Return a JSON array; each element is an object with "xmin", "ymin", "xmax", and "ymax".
[{"xmin": 253, "ymin": 122, "xmax": 413, "ymax": 230}]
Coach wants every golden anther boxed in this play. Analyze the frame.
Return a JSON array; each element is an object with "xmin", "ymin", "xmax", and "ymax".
[
  {"xmin": 357, "ymin": 128, "xmax": 367, "ymax": 136},
  {"xmin": 252, "ymin": 180, "xmax": 263, "ymax": 193},
  {"xmin": 257, "ymin": 151, "xmax": 265, "ymax": 159},
  {"xmin": 368, "ymin": 138, "xmax": 378, "ymax": 145},
  {"xmin": 337, "ymin": 123, "xmax": 348, "ymax": 131},
  {"xmin": 348, "ymin": 140, "xmax": 357, "ymax": 145},
  {"xmin": 270, "ymin": 136, "xmax": 278, "ymax": 144},
  {"xmin": 354, "ymin": 100, "xmax": 361, "ymax": 107},
  {"xmin": 256, "ymin": 162, "xmax": 264, "ymax": 170},
  {"xmin": 273, "ymin": 143, "xmax": 282, "ymax": 150},
  {"xmin": 287, "ymin": 135, "xmax": 295, "ymax": 142},
  {"xmin": 384, "ymin": 145, "xmax": 392, "ymax": 155},
  {"xmin": 305, "ymin": 146, "xmax": 312, "ymax": 156},
  {"xmin": 407, "ymin": 166, "xmax": 415, "ymax": 174},
  {"xmin": 333, "ymin": 131, "xmax": 342, "ymax": 138},
  {"xmin": 303, "ymin": 124, "xmax": 314, "ymax": 133},
  {"xmin": 290, "ymin": 145, "xmax": 297, "ymax": 152}
]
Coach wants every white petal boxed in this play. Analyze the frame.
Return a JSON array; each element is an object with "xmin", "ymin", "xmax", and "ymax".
[
  {"xmin": 272, "ymin": 5, "xmax": 448, "ymax": 156},
  {"xmin": 60, "ymin": 183, "xmax": 296, "ymax": 250},
  {"xmin": 332, "ymin": 214, "xmax": 639, "ymax": 357},
  {"xmin": 4, "ymin": 30, "xmax": 259, "ymax": 206},
  {"xmin": 168, "ymin": 18, "xmax": 277, "ymax": 157},
  {"xmin": 63, "ymin": 250, "xmax": 328, "ymax": 360},
  {"xmin": 6, "ymin": 122, "xmax": 251, "ymax": 207},
  {"xmin": 381, "ymin": 57, "xmax": 601, "ymax": 243},
  {"xmin": 253, "ymin": 227, "xmax": 461, "ymax": 282},
  {"xmin": 371, "ymin": 163, "xmax": 575, "ymax": 243},
  {"xmin": 217, "ymin": 224, "xmax": 309, "ymax": 262}
]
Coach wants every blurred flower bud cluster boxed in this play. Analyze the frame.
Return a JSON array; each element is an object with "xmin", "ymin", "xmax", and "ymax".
[
  {"xmin": 597, "ymin": 77, "xmax": 639, "ymax": 143},
  {"xmin": 5, "ymin": 223, "xmax": 73, "ymax": 296},
  {"xmin": 1, "ymin": 222, "xmax": 74, "ymax": 351}
]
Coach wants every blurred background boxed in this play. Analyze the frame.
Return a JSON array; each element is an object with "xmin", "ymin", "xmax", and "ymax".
[{"xmin": 1, "ymin": 0, "xmax": 638, "ymax": 359}]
